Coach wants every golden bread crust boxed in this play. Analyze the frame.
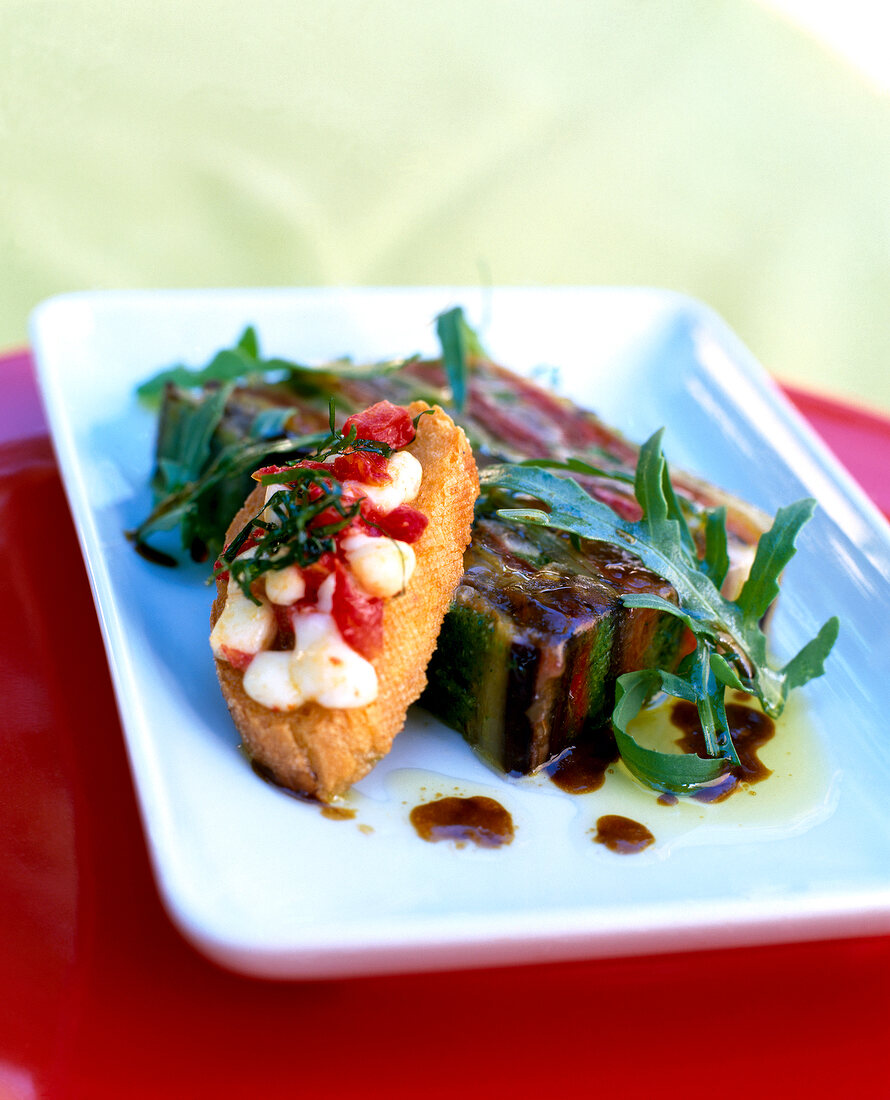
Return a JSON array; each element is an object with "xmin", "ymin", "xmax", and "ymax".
[{"xmin": 210, "ymin": 402, "xmax": 478, "ymax": 802}]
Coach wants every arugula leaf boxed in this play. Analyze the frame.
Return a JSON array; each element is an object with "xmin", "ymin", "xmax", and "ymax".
[
  {"xmin": 519, "ymin": 455, "xmax": 635, "ymax": 485},
  {"xmin": 781, "ymin": 616, "xmax": 839, "ymax": 690},
  {"xmin": 612, "ymin": 669, "xmax": 728, "ymax": 791},
  {"xmin": 137, "ymin": 327, "xmax": 273, "ymax": 399},
  {"xmin": 735, "ymin": 499, "xmax": 815, "ymax": 624},
  {"xmin": 435, "ymin": 305, "xmax": 487, "ymax": 414},
  {"xmin": 129, "ymin": 424, "xmax": 328, "ymax": 560},
  {"xmin": 435, "ymin": 307, "xmax": 468, "ymax": 414},
  {"xmin": 248, "ymin": 406, "xmax": 305, "ymax": 440},
  {"xmin": 702, "ymin": 506, "xmax": 730, "ymax": 589},
  {"xmin": 238, "ymin": 324, "xmax": 259, "ymax": 359},
  {"xmin": 137, "ymin": 324, "xmax": 419, "ymax": 402},
  {"xmin": 150, "ymin": 381, "xmax": 234, "ymax": 495},
  {"xmin": 220, "ymin": 468, "xmax": 363, "ymax": 604},
  {"xmin": 481, "ymin": 432, "xmax": 838, "ymax": 793}
]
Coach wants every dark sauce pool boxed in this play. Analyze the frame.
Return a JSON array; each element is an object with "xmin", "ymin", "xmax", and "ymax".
[
  {"xmin": 542, "ymin": 725, "xmax": 618, "ymax": 794},
  {"xmin": 593, "ymin": 814, "xmax": 654, "ymax": 854},
  {"xmin": 409, "ymin": 796, "xmax": 514, "ymax": 848},
  {"xmin": 248, "ymin": 700, "xmax": 777, "ymax": 852},
  {"xmin": 544, "ymin": 700, "xmax": 775, "ymax": 810},
  {"xmin": 671, "ymin": 701, "xmax": 775, "ymax": 803}
]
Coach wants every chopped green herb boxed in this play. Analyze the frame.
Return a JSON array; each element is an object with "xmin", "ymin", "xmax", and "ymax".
[
  {"xmin": 219, "ymin": 466, "xmax": 362, "ymax": 604},
  {"xmin": 215, "ymin": 410, "xmax": 398, "ymax": 602},
  {"xmin": 310, "ymin": 398, "xmax": 394, "ymax": 464}
]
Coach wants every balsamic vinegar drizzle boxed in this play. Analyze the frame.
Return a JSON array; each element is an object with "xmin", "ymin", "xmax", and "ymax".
[
  {"xmin": 409, "ymin": 796, "xmax": 514, "ymax": 848},
  {"xmin": 250, "ymin": 700, "xmax": 779, "ymax": 852},
  {"xmin": 671, "ymin": 701, "xmax": 775, "ymax": 803},
  {"xmin": 593, "ymin": 814, "xmax": 655, "ymax": 854},
  {"xmin": 542, "ymin": 725, "xmax": 618, "ymax": 794},
  {"xmin": 544, "ymin": 699, "xmax": 777, "ymax": 851}
]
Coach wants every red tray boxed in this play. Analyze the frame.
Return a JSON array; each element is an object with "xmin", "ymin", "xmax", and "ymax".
[{"xmin": 2, "ymin": 350, "xmax": 888, "ymax": 1099}]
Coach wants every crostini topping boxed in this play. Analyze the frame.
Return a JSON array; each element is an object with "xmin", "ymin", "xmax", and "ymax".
[
  {"xmin": 241, "ymin": 611, "xmax": 378, "ymax": 711},
  {"xmin": 209, "ymin": 551, "xmax": 276, "ymax": 664},
  {"xmin": 340, "ymin": 532, "xmax": 417, "ymax": 599},
  {"xmin": 263, "ymin": 561, "xmax": 306, "ymax": 605},
  {"xmin": 212, "ymin": 402, "xmax": 429, "ymax": 708},
  {"xmin": 341, "ymin": 448, "xmax": 422, "ymax": 513},
  {"xmin": 341, "ymin": 401, "xmax": 417, "ymax": 449}
]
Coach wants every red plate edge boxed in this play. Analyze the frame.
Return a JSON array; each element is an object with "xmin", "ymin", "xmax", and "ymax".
[{"xmin": 2, "ymin": 349, "xmax": 889, "ymax": 1099}]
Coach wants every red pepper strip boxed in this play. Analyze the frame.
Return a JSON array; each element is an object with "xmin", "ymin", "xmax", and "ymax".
[
  {"xmin": 342, "ymin": 401, "xmax": 415, "ymax": 449},
  {"xmin": 220, "ymin": 645, "xmax": 253, "ymax": 671},
  {"xmin": 331, "ymin": 449, "xmax": 391, "ymax": 485},
  {"xmin": 361, "ymin": 502, "xmax": 428, "ymax": 543},
  {"xmin": 299, "ymin": 556, "xmax": 336, "ymax": 597},
  {"xmin": 331, "ymin": 561, "xmax": 383, "ymax": 659}
]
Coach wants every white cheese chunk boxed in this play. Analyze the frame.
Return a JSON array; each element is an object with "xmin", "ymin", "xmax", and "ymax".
[
  {"xmin": 264, "ymin": 563, "xmax": 306, "ymax": 605},
  {"xmin": 241, "ymin": 611, "xmax": 378, "ymax": 711},
  {"xmin": 241, "ymin": 650, "xmax": 303, "ymax": 710},
  {"xmin": 346, "ymin": 450, "xmax": 422, "ymax": 513},
  {"xmin": 340, "ymin": 532, "xmax": 416, "ymax": 598},
  {"xmin": 262, "ymin": 480, "xmax": 291, "ymax": 524},
  {"xmin": 210, "ymin": 580, "xmax": 276, "ymax": 660},
  {"xmin": 316, "ymin": 572, "xmax": 336, "ymax": 612},
  {"xmin": 293, "ymin": 612, "xmax": 378, "ymax": 708}
]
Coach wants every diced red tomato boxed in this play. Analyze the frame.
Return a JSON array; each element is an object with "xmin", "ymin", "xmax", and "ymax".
[
  {"xmin": 252, "ymin": 464, "xmax": 287, "ymax": 481},
  {"xmin": 331, "ymin": 449, "xmax": 391, "ymax": 485},
  {"xmin": 239, "ymin": 530, "xmax": 263, "ymax": 554},
  {"xmin": 332, "ymin": 562, "xmax": 383, "ymax": 659},
  {"xmin": 220, "ymin": 645, "xmax": 254, "ymax": 671},
  {"xmin": 342, "ymin": 401, "xmax": 415, "ymax": 449},
  {"xmin": 299, "ymin": 556, "xmax": 336, "ymax": 599},
  {"xmin": 361, "ymin": 502, "xmax": 428, "ymax": 543}
]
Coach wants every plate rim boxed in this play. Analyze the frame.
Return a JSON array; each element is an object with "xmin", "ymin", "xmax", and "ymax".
[{"xmin": 27, "ymin": 285, "xmax": 890, "ymax": 978}]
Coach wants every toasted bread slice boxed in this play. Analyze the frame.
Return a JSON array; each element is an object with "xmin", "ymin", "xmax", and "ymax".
[{"xmin": 211, "ymin": 402, "xmax": 478, "ymax": 802}]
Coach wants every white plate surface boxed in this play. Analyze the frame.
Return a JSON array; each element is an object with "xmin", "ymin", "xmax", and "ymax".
[{"xmin": 28, "ymin": 286, "xmax": 890, "ymax": 978}]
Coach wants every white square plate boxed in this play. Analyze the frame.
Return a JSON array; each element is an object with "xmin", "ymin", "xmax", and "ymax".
[{"xmin": 29, "ymin": 287, "xmax": 890, "ymax": 978}]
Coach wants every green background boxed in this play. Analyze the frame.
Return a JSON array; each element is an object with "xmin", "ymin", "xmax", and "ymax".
[{"xmin": 4, "ymin": 0, "xmax": 889, "ymax": 410}]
